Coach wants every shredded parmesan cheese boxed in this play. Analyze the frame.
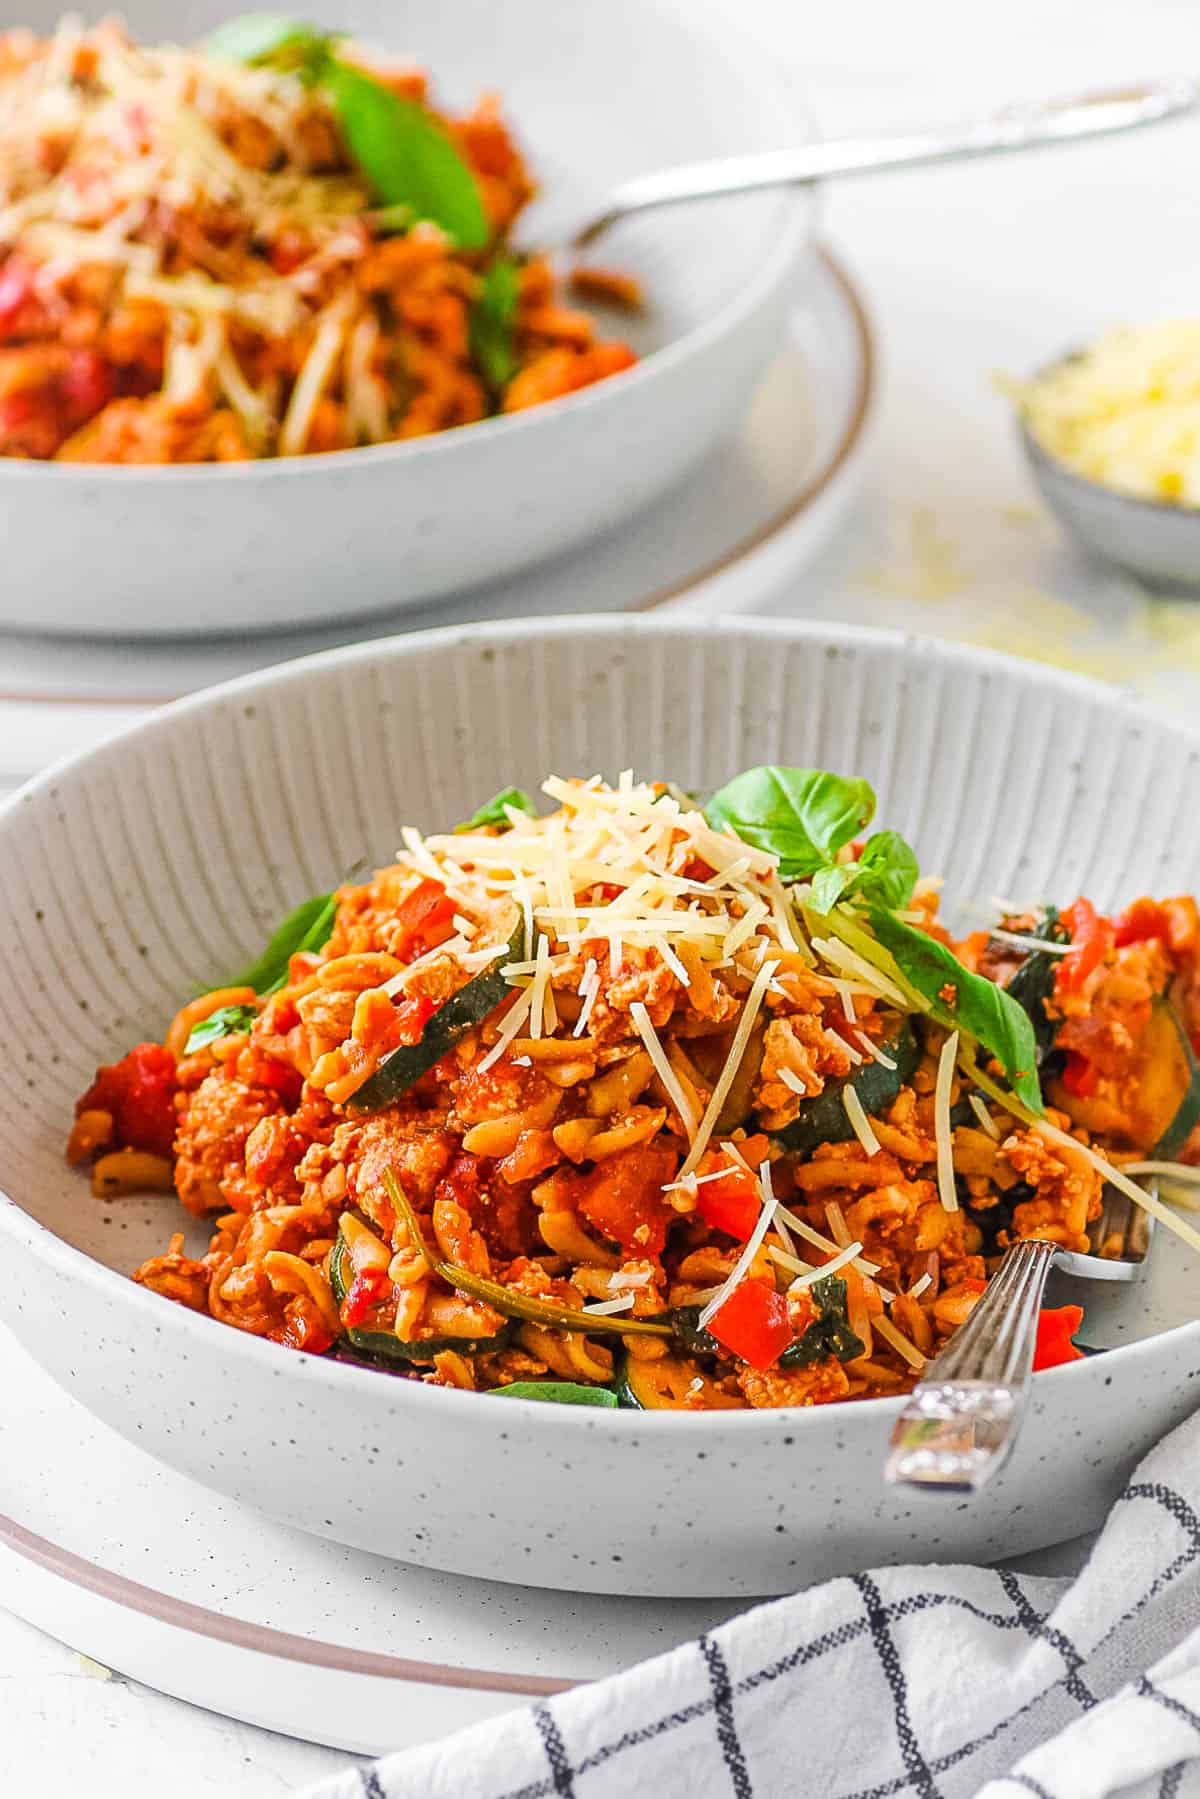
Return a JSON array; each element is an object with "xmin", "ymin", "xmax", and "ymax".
[
  {"xmin": 874, "ymin": 1314, "xmax": 927, "ymax": 1368},
  {"xmin": 630, "ymin": 1002, "xmax": 698, "ymax": 1138},
  {"xmin": 968, "ymin": 1093, "xmax": 1001, "ymax": 1140},
  {"xmin": 680, "ymin": 958, "xmax": 778, "ymax": 1178},
  {"xmin": 842, "ymin": 1086, "xmax": 881, "ymax": 1156},
  {"xmin": 934, "ymin": 1030, "xmax": 960, "ymax": 1212},
  {"xmin": 788, "ymin": 1238, "xmax": 864, "ymax": 1290}
]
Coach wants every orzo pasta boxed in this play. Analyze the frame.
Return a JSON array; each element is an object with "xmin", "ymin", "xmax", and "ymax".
[{"xmin": 68, "ymin": 768, "xmax": 1200, "ymax": 1409}]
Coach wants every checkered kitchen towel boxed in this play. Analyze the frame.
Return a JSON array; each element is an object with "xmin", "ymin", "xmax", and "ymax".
[{"xmin": 304, "ymin": 1412, "xmax": 1200, "ymax": 1799}]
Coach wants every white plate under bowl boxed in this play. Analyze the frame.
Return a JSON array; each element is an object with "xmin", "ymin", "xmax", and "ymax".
[
  {"xmin": 0, "ymin": 245, "xmax": 872, "ymax": 797},
  {"xmin": 0, "ymin": 616, "xmax": 1197, "ymax": 1599},
  {"xmin": 0, "ymin": 1323, "xmax": 1096, "ymax": 1757},
  {"xmin": 0, "ymin": 0, "xmax": 812, "ymax": 637}
]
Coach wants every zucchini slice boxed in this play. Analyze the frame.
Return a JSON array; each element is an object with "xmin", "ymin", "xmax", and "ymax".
[
  {"xmin": 616, "ymin": 1354, "xmax": 744, "ymax": 1410},
  {"xmin": 1049, "ymin": 994, "xmax": 1200, "ymax": 1158},
  {"xmin": 768, "ymin": 1021, "xmax": 919, "ymax": 1156},
  {"xmin": 329, "ymin": 1232, "xmax": 510, "ymax": 1363},
  {"xmin": 490, "ymin": 1380, "xmax": 617, "ymax": 1406},
  {"xmin": 346, "ymin": 923, "xmax": 522, "ymax": 1114}
]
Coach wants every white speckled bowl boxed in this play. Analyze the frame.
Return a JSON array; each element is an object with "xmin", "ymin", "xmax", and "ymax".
[
  {"xmin": 0, "ymin": 0, "xmax": 811, "ymax": 637},
  {"xmin": 1, "ymin": 616, "xmax": 1198, "ymax": 1597}
]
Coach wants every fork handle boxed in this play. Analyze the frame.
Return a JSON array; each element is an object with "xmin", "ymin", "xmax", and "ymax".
[
  {"xmin": 884, "ymin": 1238, "xmax": 1059, "ymax": 1491},
  {"xmin": 574, "ymin": 78, "xmax": 1198, "ymax": 246}
]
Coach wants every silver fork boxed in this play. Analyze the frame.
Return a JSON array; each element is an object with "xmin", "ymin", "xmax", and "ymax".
[
  {"xmin": 557, "ymin": 80, "xmax": 1197, "ymax": 250},
  {"xmin": 884, "ymin": 1188, "xmax": 1155, "ymax": 1491}
]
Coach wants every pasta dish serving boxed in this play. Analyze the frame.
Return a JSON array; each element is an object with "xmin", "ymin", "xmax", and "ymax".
[
  {"xmin": 0, "ymin": 14, "xmax": 639, "ymax": 462},
  {"xmin": 68, "ymin": 767, "xmax": 1200, "ymax": 1410}
]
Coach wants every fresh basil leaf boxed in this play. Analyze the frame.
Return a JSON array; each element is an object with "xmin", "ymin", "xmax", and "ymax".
[
  {"xmin": 185, "ymin": 1004, "xmax": 259, "ymax": 1055},
  {"xmin": 206, "ymin": 13, "xmax": 325, "ymax": 65},
  {"xmin": 469, "ymin": 258, "xmax": 521, "ymax": 392},
  {"xmin": 321, "ymin": 59, "xmax": 488, "ymax": 248},
  {"xmin": 457, "ymin": 784, "xmax": 535, "ymax": 832},
  {"xmin": 491, "ymin": 1380, "xmax": 618, "ymax": 1407},
  {"xmin": 809, "ymin": 863, "xmax": 856, "ymax": 915},
  {"xmin": 869, "ymin": 906, "xmax": 1043, "ymax": 1112},
  {"xmin": 221, "ymin": 892, "xmax": 337, "ymax": 996},
  {"xmin": 854, "ymin": 830, "xmax": 919, "ymax": 910},
  {"xmin": 778, "ymin": 1276, "xmax": 865, "ymax": 1368},
  {"xmin": 705, "ymin": 766, "xmax": 876, "ymax": 879}
]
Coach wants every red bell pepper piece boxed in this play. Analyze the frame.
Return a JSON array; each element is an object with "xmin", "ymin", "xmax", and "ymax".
[
  {"xmin": 1113, "ymin": 897, "xmax": 1167, "ymax": 948},
  {"xmin": 1061, "ymin": 1051, "xmax": 1099, "ymax": 1099},
  {"xmin": 394, "ymin": 993, "xmax": 436, "ymax": 1045},
  {"xmin": 341, "ymin": 1266, "xmax": 390, "ymax": 1328},
  {"xmin": 1033, "ymin": 1305, "xmax": 1085, "ymax": 1371},
  {"xmin": 1057, "ymin": 898, "xmax": 1113, "ymax": 994},
  {"xmin": 707, "ymin": 1280, "xmax": 794, "ymax": 1370},
  {"xmin": 695, "ymin": 1159, "xmax": 762, "ymax": 1242},
  {"xmin": 395, "ymin": 879, "xmax": 457, "ymax": 959}
]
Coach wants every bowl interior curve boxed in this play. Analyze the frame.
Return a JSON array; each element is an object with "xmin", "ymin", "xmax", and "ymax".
[{"xmin": 0, "ymin": 616, "xmax": 1198, "ymax": 1365}]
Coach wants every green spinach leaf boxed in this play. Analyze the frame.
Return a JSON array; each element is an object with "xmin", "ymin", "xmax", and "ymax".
[
  {"xmin": 185, "ymin": 1004, "xmax": 259, "ymax": 1055},
  {"xmin": 999, "ymin": 907, "xmax": 1065, "ymax": 1064},
  {"xmin": 869, "ymin": 907, "xmax": 1043, "ymax": 1112},
  {"xmin": 490, "ymin": 1380, "xmax": 617, "ymax": 1407},
  {"xmin": 778, "ymin": 1276, "xmax": 865, "ymax": 1368},
  {"xmin": 705, "ymin": 766, "xmax": 876, "ymax": 879},
  {"xmin": 220, "ymin": 892, "xmax": 337, "ymax": 996},
  {"xmin": 469, "ymin": 258, "xmax": 521, "ymax": 392},
  {"xmin": 457, "ymin": 785, "xmax": 535, "ymax": 832},
  {"xmin": 321, "ymin": 59, "xmax": 488, "ymax": 248}
]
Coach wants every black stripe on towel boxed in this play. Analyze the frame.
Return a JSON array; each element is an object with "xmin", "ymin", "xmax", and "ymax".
[
  {"xmin": 533, "ymin": 1702, "xmax": 577, "ymax": 1799},
  {"xmin": 700, "ymin": 1634, "xmax": 754, "ymax": 1799},
  {"xmin": 852, "ymin": 1572, "xmax": 938, "ymax": 1799},
  {"xmin": 1137, "ymin": 1676, "xmax": 1200, "ymax": 1737}
]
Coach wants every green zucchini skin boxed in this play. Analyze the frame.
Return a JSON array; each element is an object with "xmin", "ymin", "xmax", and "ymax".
[
  {"xmin": 1152, "ymin": 997, "xmax": 1200, "ymax": 1158},
  {"xmin": 768, "ymin": 1021, "xmax": 919, "ymax": 1156},
  {"xmin": 328, "ymin": 1232, "xmax": 510, "ymax": 1363},
  {"xmin": 346, "ymin": 924, "xmax": 522, "ymax": 1114}
]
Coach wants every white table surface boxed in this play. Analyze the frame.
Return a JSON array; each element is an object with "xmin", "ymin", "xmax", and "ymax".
[{"xmin": 6, "ymin": 2, "xmax": 1200, "ymax": 1792}]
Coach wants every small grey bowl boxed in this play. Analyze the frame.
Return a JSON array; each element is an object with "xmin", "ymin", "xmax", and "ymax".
[{"xmin": 1020, "ymin": 415, "xmax": 1200, "ymax": 595}]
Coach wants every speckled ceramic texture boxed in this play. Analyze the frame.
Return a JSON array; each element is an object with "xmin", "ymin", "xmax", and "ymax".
[
  {"xmin": 1, "ymin": 616, "xmax": 1198, "ymax": 1598},
  {"xmin": 0, "ymin": 0, "xmax": 810, "ymax": 638},
  {"xmin": 1022, "ymin": 425, "xmax": 1200, "ymax": 593}
]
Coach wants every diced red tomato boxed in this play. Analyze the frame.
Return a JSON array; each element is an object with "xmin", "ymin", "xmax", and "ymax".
[
  {"xmin": 707, "ymin": 1279, "xmax": 794, "ymax": 1371},
  {"xmin": 1061, "ymin": 1051, "xmax": 1100, "ymax": 1099},
  {"xmin": 77, "ymin": 1041, "xmax": 178, "ymax": 1157},
  {"xmin": 341, "ymin": 1266, "xmax": 389, "ymax": 1328},
  {"xmin": 1033, "ymin": 1305, "xmax": 1085, "ymax": 1372},
  {"xmin": 1113, "ymin": 897, "xmax": 1167, "ymax": 948},
  {"xmin": 0, "ymin": 257, "xmax": 34, "ymax": 332},
  {"xmin": 394, "ymin": 993, "xmax": 436, "ymax": 1045},
  {"xmin": 571, "ymin": 1141, "xmax": 678, "ymax": 1254},
  {"xmin": 694, "ymin": 1155, "xmax": 761, "ymax": 1242},
  {"xmin": 61, "ymin": 348, "xmax": 113, "ymax": 424},
  {"xmin": 395, "ymin": 879, "xmax": 457, "ymax": 960},
  {"xmin": 1057, "ymin": 898, "xmax": 1114, "ymax": 994},
  {"xmin": 235, "ymin": 1047, "xmax": 303, "ymax": 1107}
]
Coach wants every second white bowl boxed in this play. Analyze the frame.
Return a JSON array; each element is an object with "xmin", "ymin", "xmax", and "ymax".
[{"xmin": 0, "ymin": 0, "xmax": 811, "ymax": 636}]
